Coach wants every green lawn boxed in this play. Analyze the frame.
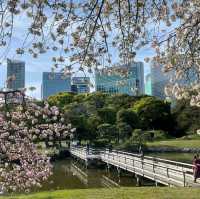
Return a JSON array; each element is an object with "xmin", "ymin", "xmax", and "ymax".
[
  {"xmin": 147, "ymin": 139, "xmax": 200, "ymax": 148},
  {"xmin": 1, "ymin": 188, "xmax": 200, "ymax": 199}
]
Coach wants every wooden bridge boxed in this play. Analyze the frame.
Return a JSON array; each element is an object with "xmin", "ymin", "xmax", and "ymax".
[
  {"xmin": 70, "ymin": 146, "xmax": 200, "ymax": 187},
  {"xmin": 70, "ymin": 146, "xmax": 101, "ymax": 167}
]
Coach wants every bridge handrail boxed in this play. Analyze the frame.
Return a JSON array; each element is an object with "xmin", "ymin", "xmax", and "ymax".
[
  {"xmin": 101, "ymin": 155, "xmax": 188, "ymax": 184},
  {"xmin": 70, "ymin": 146, "xmax": 101, "ymax": 156},
  {"xmin": 101, "ymin": 151, "xmax": 193, "ymax": 175},
  {"xmin": 70, "ymin": 146, "xmax": 193, "ymax": 172},
  {"xmin": 70, "ymin": 146, "xmax": 196, "ymax": 187},
  {"xmin": 103, "ymin": 149, "xmax": 193, "ymax": 168},
  {"xmin": 100, "ymin": 150, "xmax": 193, "ymax": 173},
  {"xmin": 101, "ymin": 155, "xmax": 193, "ymax": 187}
]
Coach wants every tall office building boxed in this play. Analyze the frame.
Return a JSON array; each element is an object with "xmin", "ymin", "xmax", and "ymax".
[
  {"xmin": 145, "ymin": 74, "xmax": 152, "ymax": 96},
  {"xmin": 95, "ymin": 62, "xmax": 144, "ymax": 96},
  {"xmin": 42, "ymin": 72, "xmax": 71, "ymax": 99},
  {"xmin": 151, "ymin": 57, "xmax": 198, "ymax": 100},
  {"xmin": 71, "ymin": 77, "xmax": 90, "ymax": 93},
  {"xmin": 7, "ymin": 59, "xmax": 25, "ymax": 90},
  {"xmin": 151, "ymin": 61, "xmax": 171, "ymax": 99}
]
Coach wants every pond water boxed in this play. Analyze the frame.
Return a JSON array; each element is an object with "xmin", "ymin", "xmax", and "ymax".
[
  {"xmin": 35, "ymin": 159, "xmax": 154, "ymax": 192},
  {"xmin": 33, "ymin": 152, "xmax": 194, "ymax": 192}
]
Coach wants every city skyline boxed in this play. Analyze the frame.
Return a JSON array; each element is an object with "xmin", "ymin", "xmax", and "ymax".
[
  {"xmin": 0, "ymin": 11, "xmax": 153, "ymax": 99},
  {"xmin": 0, "ymin": 1, "xmax": 181, "ymax": 100},
  {"xmin": 0, "ymin": 55, "xmax": 151, "ymax": 99}
]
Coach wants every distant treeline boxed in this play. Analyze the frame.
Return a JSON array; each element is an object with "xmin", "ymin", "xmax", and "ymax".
[{"xmin": 47, "ymin": 92, "xmax": 200, "ymax": 147}]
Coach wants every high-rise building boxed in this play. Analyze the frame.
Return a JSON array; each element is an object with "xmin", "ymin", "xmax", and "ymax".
[
  {"xmin": 42, "ymin": 72, "xmax": 71, "ymax": 99},
  {"xmin": 95, "ymin": 62, "xmax": 144, "ymax": 96},
  {"xmin": 151, "ymin": 58, "xmax": 198, "ymax": 100},
  {"xmin": 150, "ymin": 61, "xmax": 170, "ymax": 99},
  {"xmin": 71, "ymin": 77, "xmax": 90, "ymax": 93},
  {"xmin": 145, "ymin": 74, "xmax": 152, "ymax": 96},
  {"xmin": 7, "ymin": 59, "xmax": 25, "ymax": 90}
]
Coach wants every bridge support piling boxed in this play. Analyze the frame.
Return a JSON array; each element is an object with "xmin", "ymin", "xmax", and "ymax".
[
  {"xmin": 106, "ymin": 163, "xmax": 111, "ymax": 172},
  {"xmin": 117, "ymin": 167, "xmax": 121, "ymax": 177},
  {"xmin": 135, "ymin": 174, "xmax": 142, "ymax": 186},
  {"xmin": 85, "ymin": 160, "xmax": 88, "ymax": 169},
  {"xmin": 117, "ymin": 167, "xmax": 121, "ymax": 183}
]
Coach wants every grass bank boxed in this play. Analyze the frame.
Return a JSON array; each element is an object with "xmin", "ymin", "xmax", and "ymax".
[
  {"xmin": 146, "ymin": 139, "xmax": 200, "ymax": 148},
  {"xmin": 1, "ymin": 187, "xmax": 200, "ymax": 199}
]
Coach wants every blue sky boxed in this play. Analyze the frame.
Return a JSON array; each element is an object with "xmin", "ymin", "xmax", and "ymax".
[{"xmin": 0, "ymin": 13, "xmax": 155, "ymax": 99}]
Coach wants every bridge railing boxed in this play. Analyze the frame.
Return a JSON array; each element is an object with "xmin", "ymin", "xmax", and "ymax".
[
  {"xmin": 100, "ymin": 149, "xmax": 194, "ymax": 186},
  {"xmin": 71, "ymin": 146, "xmax": 193, "ymax": 172},
  {"xmin": 70, "ymin": 146, "xmax": 101, "ymax": 159},
  {"xmin": 70, "ymin": 146, "xmax": 195, "ymax": 186},
  {"xmin": 103, "ymin": 149, "xmax": 193, "ymax": 171}
]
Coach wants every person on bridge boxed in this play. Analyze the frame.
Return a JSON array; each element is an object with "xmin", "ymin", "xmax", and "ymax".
[{"xmin": 192, "ymin": 155, "xmax": 200, "ymax": 183}]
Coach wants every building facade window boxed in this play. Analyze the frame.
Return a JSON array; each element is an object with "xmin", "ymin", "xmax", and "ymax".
[
  {"xmin": 95, "ymin": 62, "xmax": 144, "ymax": 96},
  {"xmin": 42, "ymin": 72, "xmax": 71, "ymax": 99}
]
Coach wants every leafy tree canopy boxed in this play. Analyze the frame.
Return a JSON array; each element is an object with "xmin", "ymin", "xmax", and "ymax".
[
  {"xmin": 117, "ymin": 108, "xmax": 139, "ymax": 129},
  {"xmin": 172, "ymin": 99, "xmax": 200, "ymax": 136},
  {"xmin": 133, "ymin": 97, "xmax": 173, "ymax": 131},
  {"xmin": 98, "ymin": 107, "xmax": 117, "ymax": 124},
  {"xmin": 48, "ymin": 92, "xmax": 75, "ymax": 108}
]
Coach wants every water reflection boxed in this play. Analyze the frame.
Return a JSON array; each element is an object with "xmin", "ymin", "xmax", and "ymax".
[
  {"xmin": 35, "ymin": 159, "xmax": 154, "ymax": 192},
  {"xmin": 70, "ymin": 162, "xmax": 120, "ymax": 188},
  {"xmin": 71, "ymin": 163, "xmax": 89, "ymax": 186}
]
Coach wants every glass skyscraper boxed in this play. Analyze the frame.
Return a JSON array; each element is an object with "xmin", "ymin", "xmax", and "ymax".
[
  {"xmin": 145, "ymin": 74, "xmax": 152, "ymax": 96},
  {"xmin": 42, "ymin": 72, "xmax": 71, "ymax": 99},
  {"xmin": 151, "ymin": 60, "xmax": 198, "ymax": 100},
  {"xmin": 7, "ymin": 59, "xmax": 25, "ymax": 90},
  {"xmin": 95, "ymin": 62, "xmax": 144, "ymax": 96},
  {"xmin": 150, "ymin": 61, "xmax": 171, "ymax": 99},
  {"xmin": 71, "ymin": 77, "xmax": 90, "ymax": 93}
]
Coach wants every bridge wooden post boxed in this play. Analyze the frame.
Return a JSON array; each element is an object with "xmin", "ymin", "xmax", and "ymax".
[
  {"xmin": 183, "ymin": 171, "xmax": 186, "ymax": 187},
  {"xmin": 132, "ymin": 158, "xmax": 135, "ymax": 169},
  {"xmin": 153, "ymin": 162, "xmax": 156, "ymax": 182},
  {"xmin": 166, "ymin": 168, "xmax": 170, "ymax": 186}
]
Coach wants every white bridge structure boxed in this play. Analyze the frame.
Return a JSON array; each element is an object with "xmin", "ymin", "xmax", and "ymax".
[{"xmin": 70, "ymin": 146, "xmax": 200, "ymax": 187}]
